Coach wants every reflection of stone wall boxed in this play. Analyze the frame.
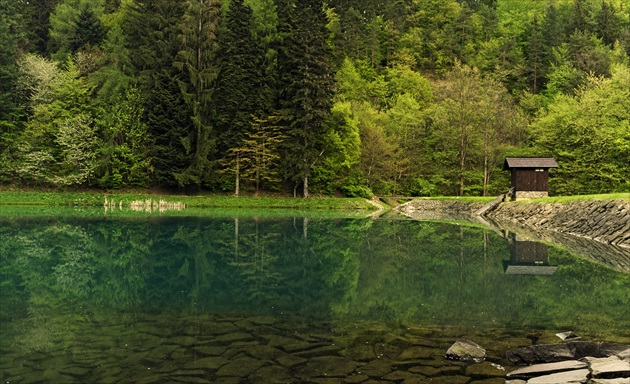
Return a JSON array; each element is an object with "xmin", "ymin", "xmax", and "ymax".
[
  {"xmin": 514, "ymin": 191, "xmax": 547, "ymax": 200},
  {"xmin": 396, "ymin": 198, "xmax": 630, "ymax": 272},
  {"xmin": 488, "ymin": 216, "xmax": 630, "ymax": 273}
]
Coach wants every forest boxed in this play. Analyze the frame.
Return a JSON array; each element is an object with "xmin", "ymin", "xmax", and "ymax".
[{"xmin": 1, "ymin": 0, "xmax": 629, "ymax": 197}]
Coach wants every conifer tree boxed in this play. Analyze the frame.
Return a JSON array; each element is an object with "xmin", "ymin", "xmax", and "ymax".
[
  {"xmin": 276, "ymin": 0, "xmax": 335, "ymax": 197},
  {"xmin": 174, "ymin": 0, "xmax": 222, "ymax": 189},
  {"xmin": 16, "ymin": 0, "xmax": 60, "ymax": 54},
  {"xmin": 48, "ymin": 0, "xmax": 105, "ymax": 61},
  {"xmin": 526, "ymin": 14, "xmax": 545, "ymax": 94},
  {"xmin": 125, "ymin": 0, "xmax": 191, "ymax": 187},
  {"xmin": 596, "ymin": 1, "xmax": 620, "ymax": 47},
  {"xmin": 215, "ymin": 0, "xmax": 263, "ymax": 194},
  {"xmin": 0, "ymin": 0, "xmax": 22, "ymax": 181},
  {"xmin": 69, "ymin": 5, "xmax": 105, "ymax": 53},
  {"xmin": 541, "ymin": 2, "xmax": 565, "ymax": 68}
]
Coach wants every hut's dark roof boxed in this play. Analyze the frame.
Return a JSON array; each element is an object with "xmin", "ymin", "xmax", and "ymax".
[{"xmin": 503, "ymin": 157, "xmax": 558, "ymax": 170}]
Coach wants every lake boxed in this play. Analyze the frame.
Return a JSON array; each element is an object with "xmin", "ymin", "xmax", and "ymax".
[{"xmin": 1, "ymin": 207, "xmax": 628, "ymax": 383}]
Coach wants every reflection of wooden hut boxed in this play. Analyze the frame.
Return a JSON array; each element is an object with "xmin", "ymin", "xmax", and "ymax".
[
  {"xmin": 504, "ymin": 236, "xmax": 557, "ymax": 275},
  {"xmin": 503, "ymin": 157, "xmax": 558, "ymax": 200}
]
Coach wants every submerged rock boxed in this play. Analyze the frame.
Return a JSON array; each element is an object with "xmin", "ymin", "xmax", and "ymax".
[
  {"xmin": 446, "ymin": 339, "xmax": 486, "ymax": 363},
  {"xmin": 582, "ymin": 356, "xmax": 630, "ymax": 379},
  {"xmin": 526, "ymin": 368, "xmax": 590, "ymax": 383},
  {"xmin": 506, "ymin": 360, "xmax": 588, "ymax": 380},
  {"xmin": 506, "ymin": 341, "xmax": 629, "ymax": 364}
]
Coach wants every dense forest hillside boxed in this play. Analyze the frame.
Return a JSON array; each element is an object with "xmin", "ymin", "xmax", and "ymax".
[{"xmin": 1, "ymin": 0, "xmax": 629, "ymax": 196}]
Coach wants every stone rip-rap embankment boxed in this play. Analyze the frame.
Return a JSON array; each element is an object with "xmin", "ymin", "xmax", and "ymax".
[
  {"xmin": 398, "ymin": 199, "xmax": 630, "ymax": 248},
  {"xmin": 486, "ymin": 199, "xmax": 630, "ymax": 248}
]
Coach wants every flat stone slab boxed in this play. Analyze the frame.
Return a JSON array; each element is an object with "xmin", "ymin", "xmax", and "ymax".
[
  {"xmin": 465, "ymin": 361, "xmax": 506, "ymax": 378},
  {"xmin": 506, "ymin": 360, "xmax": 588, "ymax": 379},
  {"xmin": 216, "ymin": 357, "xmax": 265, "ymax": 377},
  {"xmin": 616, "ymin": 348, "xmax": 630, "ymax": 361},
  {"xmin": 507, "ymin": 342, "xmax": 630, "ymax": 364},
  {"xmin": 526, "ymin": 368, "xmax": 590, "ymax": 383},
  {"xmin": 399, "ymin": 346, "xmax": 434, "ymax": 360},
  {"xmin": 589, "ymin": 378, "xmax": 630, "ymax": 383},
  {"xmin": 582, "ymin": 356, "xmax": 630, "ymax": 378},
  {"xmin": 183, "ymin": 356, "xmax": 228, "ymax": 371},
  {"xmin": 294, "ymin": 356, "xmax": 360, "ymax": 378}
]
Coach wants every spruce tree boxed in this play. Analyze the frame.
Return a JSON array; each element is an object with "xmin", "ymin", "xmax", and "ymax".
[
  {"xmin": 15, "ymin": 0, "xmax": 60, "ymax": 55},
  {"xmin": 125, "ymin": 0, "xmax": 191, "ymax": 188},
  {"xmin": 173, "ymin": 0, "xmax": 222, "ymax": 189},
  {"xmin": 0, "ymin": 0, "xmax": 22, "ymax": 181},
  {"xmin": 541, "ymin": 2, "xmax": 565, "ymax": 68},
  {"xmin": 526, "ymin": 14, "xmax": 545, "ymax": 94},
  {"xmin": 215, "ymin": 0, "xmax": 263, "ymax": 194},
  {"xmin": 276, "ymin": 0, "xmax": 335, "ymax": 197},
  {"xmin": 69, "ymin": 5, "xmax": 105, "ymax": 53},
  {"xmin": 596, "ymin": 1, "xmax": 620, "ymax": 47}
]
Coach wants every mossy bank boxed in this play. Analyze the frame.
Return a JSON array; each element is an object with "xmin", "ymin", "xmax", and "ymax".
[{"xmin": 0, "ymin": 191, "xmax": 377, "ymax": 211}]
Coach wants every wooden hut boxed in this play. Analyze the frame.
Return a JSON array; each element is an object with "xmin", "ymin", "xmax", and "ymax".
[{"xmin": 503, "ymin": 157, "xmax": 558, "ymax": 200}]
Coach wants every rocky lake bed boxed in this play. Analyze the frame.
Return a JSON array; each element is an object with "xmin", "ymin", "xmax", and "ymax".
[{"xmin": 2, "ymin": 312, "xmax": 629, "ymax": 384}]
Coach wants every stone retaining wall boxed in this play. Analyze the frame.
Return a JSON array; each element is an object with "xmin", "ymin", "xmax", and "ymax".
[
  {"xmin": 399, "ymin": 199, "xmax": 630, "ymax": 248},
  {"xmin": 487, "ymin": 199, "xmax": 630, "ymax": 248}
]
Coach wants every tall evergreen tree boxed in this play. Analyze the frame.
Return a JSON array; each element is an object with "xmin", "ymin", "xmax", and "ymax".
[
  {"xmin": 596, "ymin": 1, "xmax": 620, "ymax": 47},
  {"xmin": 0, "ymin": 0, "xmax": 22, "ymax": 181},
  {"xmin": 541, "ymin": 2, "xmax": 565, "ymax": 66},
  {"xmin": 69, "ymin": 5, "xmax": 105, "ymax": 53},
  {"xmin": 276, "ymin": 0, "xmax": 336, "ymax": 197},
  {"xmin": 173, "ymin": 0, "xmax": 222, "ymax": 189},
  {"xmin": 215, "ymin": 0, "xmax": 263, "ymax": 194},
  {"xmin": 125, "ymin": 0, "xmax": 191, "ymax": 187},
  {"xmin": 569, "ymin": 0, "xmax": 593, "ymax": 34},
  {"xmin": 48, "ymin": 0, "xmax": 105, "ymax": 61},
  {"xmin": 15, "ymin": 0, "xmax": 61, "ymax": 54},
  {"xmin": 526, "ymin": 14, "xmax": 545, "ymax": 94}
]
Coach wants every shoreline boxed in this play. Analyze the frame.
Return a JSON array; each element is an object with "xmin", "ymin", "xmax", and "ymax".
[{"xmin": 0, "ymin": 190, "xmax": 377, "ymax": 211}]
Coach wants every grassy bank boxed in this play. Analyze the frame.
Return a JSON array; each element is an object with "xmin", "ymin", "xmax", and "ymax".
[
  {"xmin": 0, "ymin": 191, "xmax": 376, "ymax": 210},
  {"xmin": 409, "ymin": 193, "xmax": 628, "ymax": 204},
  {"xmin": 513, "ymin": 192, "xmax": 629, "ymax": 203}
]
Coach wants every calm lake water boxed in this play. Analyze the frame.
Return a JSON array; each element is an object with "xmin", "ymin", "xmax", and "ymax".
[{"xmin": 1, "ymin": 208, "xmax": 628, "ymax": 383}]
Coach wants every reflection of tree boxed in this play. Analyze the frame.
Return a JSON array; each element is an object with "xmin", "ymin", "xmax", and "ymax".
[
  {"xmin": 2, "ymin": 214, "xmax": 627, "ymax": 342},
  {"xmin": 229, "ymin": 220, "xmax": 282, "ymax": 303}
]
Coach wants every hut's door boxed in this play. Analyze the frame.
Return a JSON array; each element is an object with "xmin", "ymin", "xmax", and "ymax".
[{"xmin": 534, "ymin": 169, "xmax": 548, "ymax": 191}]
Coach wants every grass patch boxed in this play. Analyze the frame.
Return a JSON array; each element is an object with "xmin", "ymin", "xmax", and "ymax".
[
  {"xmin": 0, "ymin": 191, "xmax": 376, "ymax": 211},
  {"xmin": 0, "ymin": 205, "xmax": 374, "ymax": 220},
  {"xmin": 408, "ymin": 193, "xmax": 628, "ymax": 204},
  {"xmin": 413, "ymin": 196, "xmax": 497, "ymax": 203},
  {"xmin": 514, "ymin": 193, "xmax": 629, "ymax": 204}
]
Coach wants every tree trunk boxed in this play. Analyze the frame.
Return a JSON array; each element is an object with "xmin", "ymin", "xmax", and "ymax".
[
  {"xmin": 234, "ymin": 154, "xmax": 240, "ymax": 196},
  {"xmin": 234, "ymin": 217, "xmax": 239, "ymax": 260},
  {"xmin": 303, "ymin": 174, "xmax": 309, "ymax": 198},
  {"xmin": 459, "ymin": 128, "xmax": 466, "ymax": 196},
  {"xmin": 483, "ymin": 132, "xmax": 489, "ymax": 197}
]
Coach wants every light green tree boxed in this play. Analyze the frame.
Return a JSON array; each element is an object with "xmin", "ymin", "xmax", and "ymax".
[
  {"xmin": 224, "ymin": 116, "xmax": 286, "ymax": 195},
  {"xmin": 15, "ymin": 55, "xmax": 97, "ymax": 185},
  {"xmin": 530, "ymin": 63, "xmax": 630, "ymax": 195}
]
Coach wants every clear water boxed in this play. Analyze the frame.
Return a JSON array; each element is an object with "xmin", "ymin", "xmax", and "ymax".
[{"xmin": 1, "ymin": 208, "xmax": 628, "ymax": 383}]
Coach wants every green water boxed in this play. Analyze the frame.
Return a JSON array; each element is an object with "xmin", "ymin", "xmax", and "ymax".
[{"xmin": 1, "ymin": 208, "xmax": 628, "ymax": 383}]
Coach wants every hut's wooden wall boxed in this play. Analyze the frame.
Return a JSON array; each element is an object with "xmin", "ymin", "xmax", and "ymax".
[{"xmin": 512, "ymin": 169, "xmax": 548, "ymax": 192}]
